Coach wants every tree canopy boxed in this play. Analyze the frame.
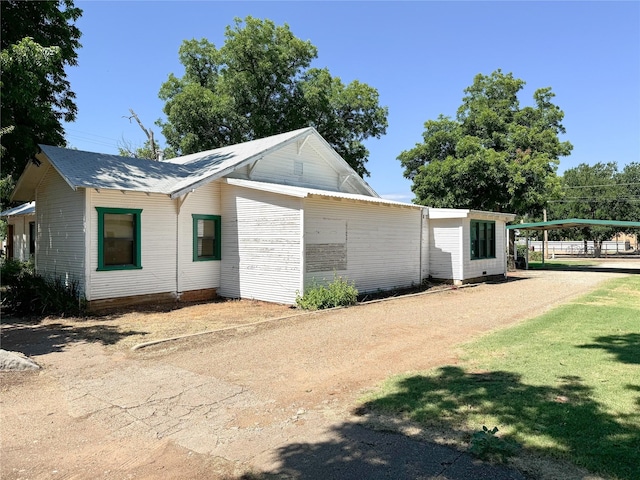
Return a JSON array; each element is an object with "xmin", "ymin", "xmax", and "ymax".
[
  {"xmin": 0, "ymin": 0, "xmax": 82, "ymax": 205},
  {"xmin": 398, "ymin": 70, "xmax": 573, "ymax": 216},
  {"xmin": 158, "ymin": 17, "xmax": 388, "ymax": 177},
  {"xmin": 548, "ymin": 162, "xmax": 640, "ymax": 246}
]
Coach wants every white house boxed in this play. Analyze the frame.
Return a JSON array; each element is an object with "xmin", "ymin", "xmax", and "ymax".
[
  {"xmin": 1, "ymin": 201, "xmax": 36, "ymax": 261},
  {"xmin": 10, "ymin": 127, "xmax": 515, "ymax": 310}
]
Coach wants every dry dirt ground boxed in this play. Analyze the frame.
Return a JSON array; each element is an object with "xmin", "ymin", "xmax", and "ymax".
[{"xmin": 2, "ymin": 259, "xmax": 639, "ymax": 479}]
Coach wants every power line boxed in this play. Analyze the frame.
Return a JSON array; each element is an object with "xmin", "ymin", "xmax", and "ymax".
[
  {"xmin": 562, "ymin": 182, "xmax": 640, "ymax": 188},
  {"xmin": 548, "ymin": 198, "xmax": 640, "ymax": 203}
]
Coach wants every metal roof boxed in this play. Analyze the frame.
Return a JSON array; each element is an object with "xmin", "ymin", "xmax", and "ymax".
[
  {"xmin": 12, "ymin": 127, "xmax": 377, "ymax": 201},
  {"xmin": 0, "ymin": 201, "xmax": 35, "ymax": 217},
  {"xmin": 507, "ymin": 218, "xmax": 640, "ymax": 231},
  {"xmin": 224, "ymin": 178, "xmax": 422, "ymax": 208}
]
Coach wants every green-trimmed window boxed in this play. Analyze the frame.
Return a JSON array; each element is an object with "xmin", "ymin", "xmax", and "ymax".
[
  {"xmin": 97, "ymin": 207, "xmax": 142, "ymax": 270},
  {"xmin": 470, "ymin": 220, "xmax": 496, "ymax": 260},
  {"xmin": 193, "ymin": 214, "xmax": 221, "ymax": 261}
]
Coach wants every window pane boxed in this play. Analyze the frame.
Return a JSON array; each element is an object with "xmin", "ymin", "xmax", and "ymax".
[
  {"xmin": 104, "ymin": 213, "xmax": 134, "ymax": 265},
  {"xmin": 489, "ymin": 223, "xmax": 496, "ymax": 257},
  {"xmin": 479, "ymin": 223, "xmax": 486, "ymax": 258},
  {"xmin": 471, "ymin": 222, "xmax": 478, "ymax": 259},
  {"xmin": 198, "ymin": 238, "xmax": 215, "ymax": 257},
  {"xmin": 196, "ymin": 218, "xmax": 216, "ymax": 259}
]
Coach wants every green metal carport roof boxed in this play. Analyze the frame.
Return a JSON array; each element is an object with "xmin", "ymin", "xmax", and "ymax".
[{"xmin": 506, "ymin": 218, "xmax": 640, "ymax": 231}]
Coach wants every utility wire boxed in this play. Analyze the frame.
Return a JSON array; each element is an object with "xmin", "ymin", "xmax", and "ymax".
[{"xmin": 562, "ymin": 182, "xmax": 640, "ymax": 188}]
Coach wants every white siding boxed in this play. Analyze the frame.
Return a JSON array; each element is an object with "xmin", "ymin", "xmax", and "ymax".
[
  {"xmin": 420, "ymin": 210, "xmax": 429, "ymax": 281},
  {"xmin": 463, "ymin": 217, "xmax": 508, "ymax": 279},
  {"xmin": 88, "ymin": 190, "xmax": 177, "ymax": 300},
  {"xmin": 36, "ymin": 167, "xmax": 85, "ymax": 289},
  {"xmin": 220, "ymin": 184, "xmax": 302, "ymax": 304},
  {"xmin": 229, "ymin": 137, "xmax": 344, "ymax": 192},
  {"xmin": 6, "ymin": 214, "xmax": 34, "ymax": 261},
  {"xmin": 303, "ymin": 198, "xmax": 422, "ymax": 293},
  {"xmin": 176, "ymin": 182, "xmax": 222, "ymax": 293},
  {"xmin": 429, "ymin": 219, "xmax": 463, "ymax": 281}
]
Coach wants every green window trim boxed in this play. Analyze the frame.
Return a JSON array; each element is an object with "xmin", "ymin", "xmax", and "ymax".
[
  {"xmin": 470, "ymin": 220, "xmax": 496, "ymax": 260},
  {"xmin": 192, "ymin": 214, "xmax": 221, "ymax": 261},
  {"xmin": 96, "ymin": 207, "xmax": 142, "ymax": 271}
]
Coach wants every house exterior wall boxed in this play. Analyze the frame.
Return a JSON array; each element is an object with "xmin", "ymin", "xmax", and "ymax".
[
  {"xmin": 429, "ymin": 218, "xmax": 463, "ymax": 281},
  {"xmin": 87, "ymin": 189, "xmax": 177, "ymax": 301},
  {"xmin": 219, "ymin": 183, "xmax": 303, "ymax": 304},
  {"xmin": 5, "ymin": 214, "xmax": 35, "ymax": 261},
  {"xmin": 463, "ymin": 217, "xmax": 508, "ymax": 279},
  {"xmin": 176, "ymin": 181, "xmax": 222, "ymax": 295},
  {"xmin": 303, "ymin": 198, "xmax": 422, "ymax": 293},
  {"xmin": 420, "ymin": 210, "xmax": 430, "ymax": 281},
  {"xmin": 229, "ymin": 138, "xmax": 345, "ymax": 192},
  {"xmin": 36, "ymin": 166, "xmax": 86, "ymax": 288}
]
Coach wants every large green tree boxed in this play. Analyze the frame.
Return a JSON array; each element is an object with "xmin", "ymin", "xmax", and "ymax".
[
  {"xmin": 399, "ymin": 70, "xmax": 573, "ymax": 215},
  {"xmin": 159, "ymin": 17, "xmax": 388, "ymax": 177},
  {"xmin": 0, "ymin": 0, "xmax": 82, "ymax": 188},
  {"xmin": 550, "ymin": 162, "xmax": 640, "ymax": 253}
]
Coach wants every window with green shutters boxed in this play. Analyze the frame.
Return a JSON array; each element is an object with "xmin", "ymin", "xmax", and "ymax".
[
  {"xmin": 192, "ymin": 214, "xmax": 221, "ymax": 261},
  {"xmin": 470, "ymin": 220, "xmax": 496, "ymax": 260},
  {"xmin": 96, "ymin": 207, "xmax": 142, "ymax": 270}
]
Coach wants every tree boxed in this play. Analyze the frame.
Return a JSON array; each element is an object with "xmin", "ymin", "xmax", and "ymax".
[
  {"xmin": 0, "ymin": 0, "xmax": 82, "ymax": 185},
  {"xmin": 550, "ymin": 162, "xmax": 639, "ymax": 255},
  {"xmin": 159, "ymin": 17, "xmax": 388, "ymax": 176},
  {"xmin": 118, "ymin": 139, "xmax": 177, "ymax": 161},
  {"xmin": 398, "ymin": 70, "xmax": 572, "ymax": 216}
]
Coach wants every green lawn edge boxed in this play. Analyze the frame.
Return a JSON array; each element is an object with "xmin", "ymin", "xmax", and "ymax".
[{"xmin": 359, "ymin": 276, "xmax": 640, "ymax": 479}]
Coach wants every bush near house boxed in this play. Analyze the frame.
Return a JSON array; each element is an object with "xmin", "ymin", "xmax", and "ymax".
[
  {"xmin": 1, "ymin": 259, "xmax": 85, "ymax": 317},
  {"xmin": 296, "ymin": 274, "xmax": 358, "ymax": 310}
]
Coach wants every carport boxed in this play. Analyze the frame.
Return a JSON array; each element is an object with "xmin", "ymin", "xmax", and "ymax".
[{"xmin": 507, "ymin": 218, "xmax": 640, "ymax": 268}]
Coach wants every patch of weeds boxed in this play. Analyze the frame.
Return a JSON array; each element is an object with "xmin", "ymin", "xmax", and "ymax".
[
  {"xmin": 469, "ymin": 426, "xmax": 520, "ymax": 463},
  {"xmin": 296, "ymin": 274, "xmax": 358, "ymax": 310},
  {"xmin": 1, "ymin": 259, "xmax": 85, "ymax": 317}
]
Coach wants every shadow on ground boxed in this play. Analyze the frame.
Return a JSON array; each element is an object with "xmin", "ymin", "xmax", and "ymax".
[
  {"xmin": 526, "ymin": 264, "xmax": 640, "ymax": 275},
  {"xmin": 237, "ymin": 420, "xmax": 524, "ymax": 480},
  {"xmin": 579, "ymin": 333, "xmax": 640, "ymax": 365},
  {"xmin": 0, "ymin": 321, "xmax": 145, "ymax": 356},
  {"xmin": 352, "ymin": 366, "xmax": 639, "ymax": 480}
]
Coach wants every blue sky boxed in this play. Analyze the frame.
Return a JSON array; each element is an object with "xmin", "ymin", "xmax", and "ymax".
[{"xmin": 63, "ymin": 1, "xmax": 640, "ymax": 202}]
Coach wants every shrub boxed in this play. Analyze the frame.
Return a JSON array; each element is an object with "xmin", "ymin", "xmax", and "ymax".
[
  {"xmin": 516, "ymin": 244, "xmax": 542, "ymax": 262},
  {"xmin": 1, "ymin": 259, "xmax": 85, "ymax": 317},
  {"xmin": 296, "ymin": 274, "xmax": 358, "ymax": 310},
  {"xmin": 469, "ymin": 426, "xmax": 520, "ymax": 463}
]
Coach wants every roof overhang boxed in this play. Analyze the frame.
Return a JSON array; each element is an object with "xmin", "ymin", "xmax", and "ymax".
[
  {"xmin": 222, "ymin": 178, "xmax": 422, "ymax": 209},
  {"xmin": 428, "ymin": 207, "xmax": 517, "ymax": 221},
  {"xmin": 0, "ymin": 201, "xmax": 35, "ymax": 217},
  {"xmin": 10, "ymin": 152, "xmax": 54, "ymax": 202},
  {"xmin": 507, "ymin": 218, "xmax": 640, "ymax": 231}
]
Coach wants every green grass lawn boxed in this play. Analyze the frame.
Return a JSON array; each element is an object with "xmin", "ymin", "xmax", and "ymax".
[{"xmin": 360, "ymin": 276, "xmax": 640, "ymax": 479}]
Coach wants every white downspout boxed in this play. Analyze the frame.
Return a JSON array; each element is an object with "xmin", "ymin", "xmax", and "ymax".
[
  {"xmin": 175, "ymin": 193, "xmax": 190, "ymax": 300},
  {"xmin": 299, "ymin": 198, "xmax": 305, "ymax": 298}
]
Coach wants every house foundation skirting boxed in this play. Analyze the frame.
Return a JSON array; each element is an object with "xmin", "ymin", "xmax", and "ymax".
[
  {"xmin": 429, "ymin": 273, "xmax": 507, "ymax": 286},
  {"xmin": 87, "ymin": 288, "xmax": 217, "ymax": 312}
]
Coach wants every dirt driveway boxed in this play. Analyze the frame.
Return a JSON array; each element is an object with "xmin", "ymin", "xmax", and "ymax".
[{"xmin": 2, "ymin": 260, "xmax": 638, "ymax": 479}]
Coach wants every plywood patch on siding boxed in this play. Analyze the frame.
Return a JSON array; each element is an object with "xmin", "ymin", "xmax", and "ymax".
[
  {"xmin": 305, "ymin": 218, "xmax": 347, "ymax": 272},
  {"xmin": 306, "ymin": 243, "xmax": 347, "ymax": 272}
]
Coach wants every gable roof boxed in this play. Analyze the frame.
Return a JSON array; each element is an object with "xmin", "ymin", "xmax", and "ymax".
[{"xmin": 11, "ymin": 127, "xmax": 377, "ymax": 201}]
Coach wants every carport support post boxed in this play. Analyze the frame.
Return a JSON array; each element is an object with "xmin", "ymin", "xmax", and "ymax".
[{"xmin": 542, "ymin": 209, "xmax": 547, "ymax": 265}]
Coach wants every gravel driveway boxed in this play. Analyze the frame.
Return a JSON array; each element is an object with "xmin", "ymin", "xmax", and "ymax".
[{"xmin": 2, "ymin": 260, "xmax": 638, "ymax": 479}]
